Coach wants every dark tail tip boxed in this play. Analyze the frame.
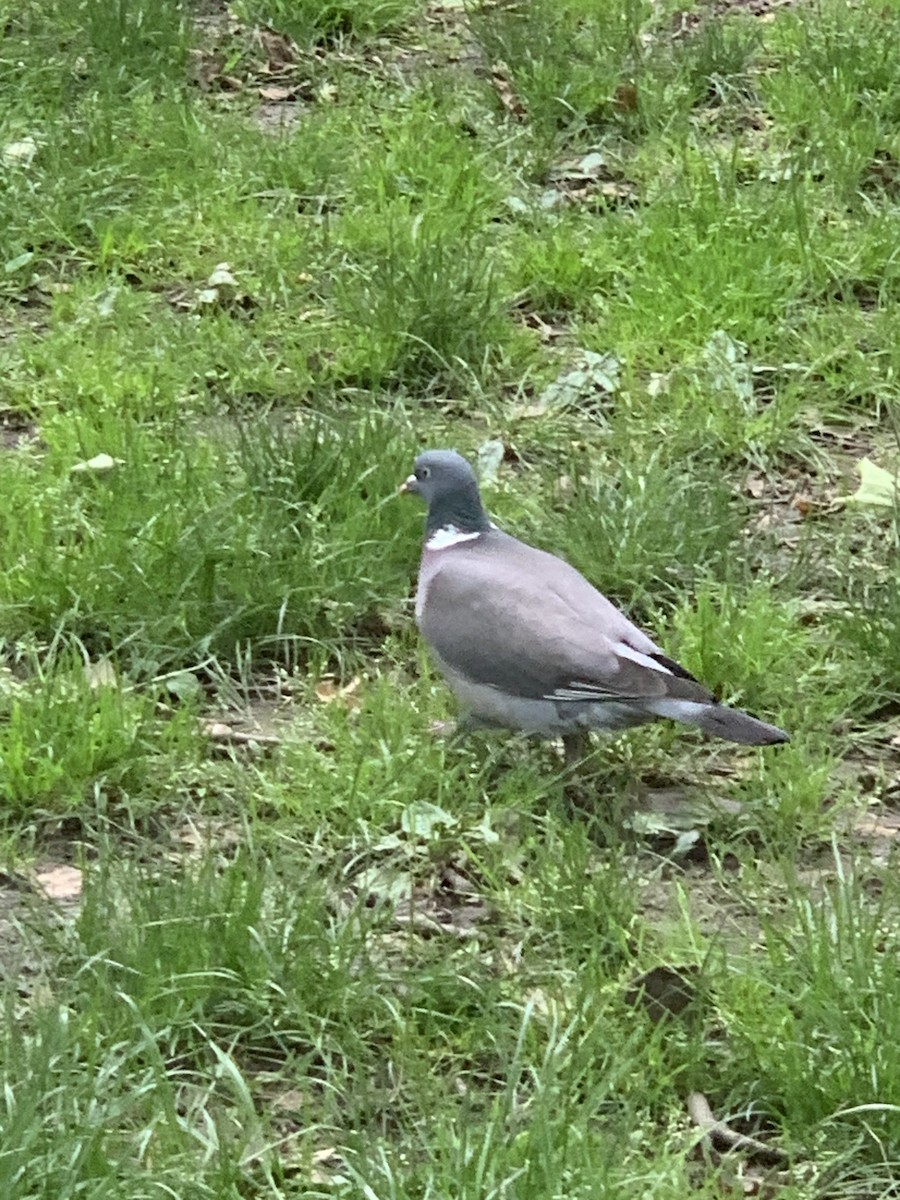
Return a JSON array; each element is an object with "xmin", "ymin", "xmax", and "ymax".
[{"xmin": 702, "ymin": 706, "xmax": 790, "ymax": 746}]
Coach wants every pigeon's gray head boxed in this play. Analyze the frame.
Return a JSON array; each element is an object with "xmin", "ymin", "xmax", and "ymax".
[{"xmin": 401, "ymin": 449, "xmax": 492, "ymax": 535}]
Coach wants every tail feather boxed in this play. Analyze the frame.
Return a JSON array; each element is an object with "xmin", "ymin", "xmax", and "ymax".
[
  {"xmin": 644, "ymin": 697, "xmax": 790, "ymax": 746},
  {"xmin": 693, "ymin": 704, "xmax": 790, "ymax": 746}
]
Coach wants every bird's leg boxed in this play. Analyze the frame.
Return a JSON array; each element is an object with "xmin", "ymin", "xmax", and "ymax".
[
  {"xmin": 560, "ymin": 729, "xmax": 601, "ymax": 825},
  {"xmin": 562, "ymin": 730, "xmax": 592, "ymax": 772}
]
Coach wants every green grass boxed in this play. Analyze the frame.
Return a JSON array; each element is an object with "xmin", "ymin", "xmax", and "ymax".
[
  {"xmin": 233, "ymin": 0, "xmax": 423, "ymax": 47},
  {"xmin": 1, "ymin": 0, "xmax": 899, "ymax": 1195}
]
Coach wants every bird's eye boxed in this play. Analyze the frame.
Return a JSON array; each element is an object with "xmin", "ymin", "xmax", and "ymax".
[{"xmin": 416, "ymin": 466, "xmax": 431, "ymax": 481}]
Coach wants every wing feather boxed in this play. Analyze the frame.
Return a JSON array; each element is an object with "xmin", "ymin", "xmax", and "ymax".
[{"xmin": 418, "ymin": 533, "xmax": 713, "ymax": 707}]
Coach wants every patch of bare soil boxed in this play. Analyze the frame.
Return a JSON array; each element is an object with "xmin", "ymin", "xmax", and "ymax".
[
  {"xmin": 0, "ymin": 300, "xmax": 50, "ymax": 345},
  {"xmin": 670, "ymin": 0, "xmax": 804, "ymax": 40},
  {"xmin": 383, "ymin": 1, "xmax": 485, "ymax": 80},
  {"xmin": 188, "ymin": 11, "xmax": 317, "ymax": 131},
  {"xmin": 0, "ymin": 878, "xmax": 44, "ymax": 999},
  {"xmin": 0, "ymin": 413, "xmax": 39, "ymax": 451},
  {"xmin": 0, "ymin": 865, "xmax": 83, "ymax": 1008},
  {"xmin": 188, "ymin": 0, "xmax": 488, "ymax": 137}
]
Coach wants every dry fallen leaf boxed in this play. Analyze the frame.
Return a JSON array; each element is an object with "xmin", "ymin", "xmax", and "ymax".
[
  {"xmin": 597, "ymin": 179, "xmax": 636, "ymax": 202},
  {"xmin": 85, "ymin": 657, "xmax": 117, "ymax": 689},
  {"xmin": 258, "ymin": 84, "xmax": 298, "ymax": 101},
  {"xmin": 477, "ymin": 438, "xmax": 505, "ymax": 485},
  {"xmin": 647, "ymin": 371, "xmax": 671, "ymax": 398},
  {"xmin": 542, "ymin": 149, "xmax": 637, "ymax": 209},
  {"xmin": 200, "ymin": 719, "xmax": 280, "ymax": 747},
  {"xmin": 516, "ymin": 310, "xmax": 569, "ymax": 343},
  {"xmin": 626, "ymin": 964, "xmax": 699, "ymax": 1022},
  {"xmin": 687, "ymin": 1092, "xmax": 788, "ymax": 1166},
  {"xmin": 491, "ymin": 60, "xmax": 526, "ymax": 119},
  {"xmin": 613, "ymin": 81, "xmax": 639, "ymax": 112},
  {"xmin": 844, "ymin": 457, "xmax": 898, "ymax": 507},
  {"xmin": 71, "ymin": 453, "xmax": 124, "ymax": 473},
  {"xmin": 309, "ymin": 1146, "xmax": 340, "ymax": 1184},
  {"xmin": 36, "ymin": 865, "xmax": 83, "ymax": 902},
  {"xmin": 203, "ymin": 720, "xmax": 237, "ymax": 740},
  {"xmin": 177, "ymin": 817, "xmax": 244, "ymax": 855},
  {"xmin": 188, "ymin": 49, "xmax": 226, "ymax": 91},
  {"xmin": 314, "ymin": 676, "xmax": 362, "ymax": 710},
  {"xmin": 853, "ymin": 809, "xmax": 900, "ymax": 840},
  {"xmin": 207, "ymin": 262, "xmax": 238, "ymax": 290},
  {"xmin": 259, "ymin": 26, "xmax": 298, "ymax": 72},
  {"xmin": 270, "ymin": 1087, "xmax": 307, "ymax": 1113},
  {"xmin": 2, "ymin": 136, "xmax": 38, "ymax": 167}
]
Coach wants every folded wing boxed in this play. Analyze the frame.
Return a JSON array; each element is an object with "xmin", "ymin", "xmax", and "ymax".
[{"xmin": 419, "ymin": 533, "xmax": 716, "ymax": 708}]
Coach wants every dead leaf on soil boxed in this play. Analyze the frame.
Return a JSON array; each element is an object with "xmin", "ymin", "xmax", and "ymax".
[
  {"xmin": 270, "ymin": 1087, "xmax": 307, "ymax": 1114},
  {"xmin": 2, "ymin": 136, "xmax": 38, "ymax": 167},
  {"xmin": 188, "ymin": 48, "xmax": 227, "ymax": 91},
  {"xmin": 35, "ymin": 865, "xmax": 83, "ymax": 903},
  {"xmin": 861, "ymin": 148, "xmax": 900, "ymax": 194},
  {"xmin": 256, "ymin": 102, "xmax": 305, "ymax": 134},
  {"xmin": 71, "ymin": 452, "xmax": 124, "ymax": 473},
  {"xmin": 200, "ymin": 718, "xmax": 280, "ymax": 747},
  {"xmin": 84, "ymin": 656, "xmax": 117, "ymax": 689},
  {"xmin": 744, "ymin": 472, "xmax": 767, "ymax": 499},
  {"xmin": 400, "ymin": 800, "xmax": 457, "ymax": 839},
  {"xmin": 491, "ymin": 60, "xmax": 526, "ymax": 119},
  {"xmin": 162, "ymin": 670, "xmax": 203, "ymax": 702},
  {"xmin": 477, "ymin": 438, "xmax": 505, "ymax": 485},
  {"xmin": 612, "ymin": 81, "xmax": 638, "ymax": 112},
  {"xmin": 629, "ymin": 787, "xmax": 743, "ymax": 862},
  {"xmin": 543, "ymin": 149, "xmax": 638, "ymax": 208},
  {"xmin": 852, "ymin": 809, "xmax": 900, "ymax": 841},
  {"xmin": 392, "ymin": 889, "xmax": 488, "ymax": 939},
  {"xmin": 309, "ymin": 1146, "xmax": 341, "ymax": 1184},
  {"xmin": 647, "ymin": 371, "xmax": 671, "ymax": 398},
  {"xmin": 626, "ymin": 964, "xmax": 699, "ymax": 1022},
  {"xmin": 314, "ymin": 675, "xmax": 362, "ymax": 710},
  {"xmin": 258, "ymin": 84, "xmax": 299, "ymax": 101},
  {"xmin": 515, "ymin": 310, "xmax": 570, "ymax": 343},
  {"xmin": 0, "ymin": 416, "xmax": 39, "ymax": 451},
  {"xmin": 699, "ymin": 330, "xmax": 755, "ymax": 410},
  {"xmin": 258, "ymin": 26, "xmax": 299, "ymax": 73},
  {"xmin": 843, "ymin": 457, "xmax": 898, "ymax": 508},
  {"xmin": 192, "ymin": 261, "xmax": 256, "ymax": 311},
  {"xmin": 177, "ymin": 817, "xmax": 244, "ymax": 855},
  {"xmin": 687, "ymin": 1091, "xmax": 789, "ymax": 1169},
  {"xmin": 546, "ymin": 150, "xmax": 609, "ymax": 184}
]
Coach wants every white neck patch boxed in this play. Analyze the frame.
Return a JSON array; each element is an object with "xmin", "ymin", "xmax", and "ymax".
[{"xmin": 426, "ymin": 525, "xmax": 483, "ymax": 550}]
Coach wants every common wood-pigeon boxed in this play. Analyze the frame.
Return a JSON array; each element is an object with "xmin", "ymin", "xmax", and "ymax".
[{"xmin": 402, "ymin": 449, "xmax": 789, "ymax": 762}]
